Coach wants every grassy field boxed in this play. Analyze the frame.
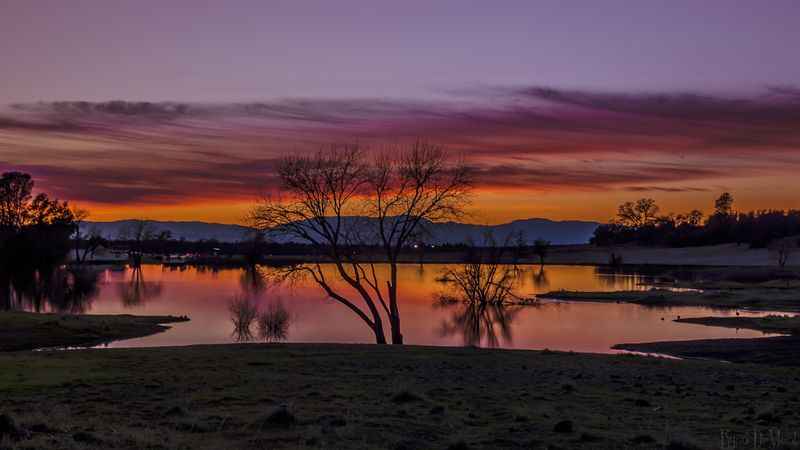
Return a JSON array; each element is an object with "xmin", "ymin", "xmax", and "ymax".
[
  {"xmin": 2, "ymin": 344, "xmax": 800, "ymax": 449},
  {"xmin": 0, "ymin": 312, "xmax": 188, "ymax": 351}
]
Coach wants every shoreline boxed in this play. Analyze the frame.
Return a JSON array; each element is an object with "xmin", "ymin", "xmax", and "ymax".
[
  {"xmin": 0, "ymin": 311, "xmax": 189, "ymax": 352},
  {"xmin": 84, "ymin": 242, "xmax": 799, "ymax": 268},
  {"xmin": 540, "ymin": 288, "xmax": 800, "ymax": 312}
]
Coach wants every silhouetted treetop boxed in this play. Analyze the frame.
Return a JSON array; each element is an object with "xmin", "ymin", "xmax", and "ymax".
[{"xmin": 592, "ymin": 194, "xmax": 800, "ymax": 249}]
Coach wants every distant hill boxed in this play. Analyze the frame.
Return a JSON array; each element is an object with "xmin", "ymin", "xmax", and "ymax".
[
  {"xmin": 82, "ymin": 220, "xmax": 253, "ymax": 243},
  {"xmin": 83, "ymin": 218, "xmax": 599, "ymax": 245},
  {"xmin": 424, "ymin": 218, "xmax": 600, "ymax": 245}
]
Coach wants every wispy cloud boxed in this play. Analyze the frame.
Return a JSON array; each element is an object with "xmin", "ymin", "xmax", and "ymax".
[{"xmin": 2, "ymin": 86, "xmax": 799, "ymax": 208}]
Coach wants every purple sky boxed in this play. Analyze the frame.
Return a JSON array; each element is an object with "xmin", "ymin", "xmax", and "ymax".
[
  {"xmin": 1, "ymin": 1, "xmax": 799, "ymax": 224},
  {"xmin": 3, "ymin": 1, "xmax": 799, "ymax": 103}
]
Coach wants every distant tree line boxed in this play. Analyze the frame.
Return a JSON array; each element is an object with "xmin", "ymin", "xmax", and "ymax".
[{"xmin": 591, "ymin": 192, "xmax": 800, "ymax": 248}]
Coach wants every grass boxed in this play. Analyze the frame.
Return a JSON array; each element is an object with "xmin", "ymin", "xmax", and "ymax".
[
  {"xmin": 0, "ymin": 311, "xmax": 189, "ymax": 351},
  {"xmin": 2, "ymin": 343, "xmax": 800, "ymax": 449},
  {"xmin": 676, "ymin": 315, "xmax": 800, "ymax": 335},
  {"xmin": 541, "ymin": 288, "xmax": 800, "ymax": 311}
]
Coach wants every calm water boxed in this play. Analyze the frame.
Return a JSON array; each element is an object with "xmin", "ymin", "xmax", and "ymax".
[{"xmin": 11, "ymin": 264, "xmax": 783, "ymax": 352}]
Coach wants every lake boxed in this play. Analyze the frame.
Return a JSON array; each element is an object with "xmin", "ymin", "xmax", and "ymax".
[{"xmin": 8, "ymin": 264, "xmax": 782, "ymax": 351}]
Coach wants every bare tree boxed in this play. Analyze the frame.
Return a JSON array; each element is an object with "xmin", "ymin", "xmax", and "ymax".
[
  {"xmin": 251, "ymin": 141, "xmax": 471, "ymax": 344},
  {"xmin": 71, "ymin": 207, "xmax": 90, "ymax": 263},
  {"xmin": 439, "ymin": 233, "xmax": 522, "ymax": 306},
  {"xmin": 773, "ymin": 237, "xmax": 798, "ymax": 268},
  {"xmin": 118, "ymin": 219, "xmax": 157, "ymax": 266}
]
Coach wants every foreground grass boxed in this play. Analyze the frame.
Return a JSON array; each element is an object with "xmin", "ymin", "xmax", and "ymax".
[
  {"xmin": 3, "ymin": 344, "xmax": 800, "ymax": 449},
  {"xmin": 0, "ymin": 312, "xmax": 189, "ymax": 351}
]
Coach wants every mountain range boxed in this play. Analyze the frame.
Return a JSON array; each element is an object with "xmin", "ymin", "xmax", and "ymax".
[{"xmin": 82, "ymin": 218, "xmax": 600, "ymax": 245}]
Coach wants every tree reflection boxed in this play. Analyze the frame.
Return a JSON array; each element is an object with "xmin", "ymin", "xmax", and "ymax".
[
  {"xmin": 257, "ymin": 300, "xmax": 290, "ymax": 342},
  {"xmin": 229, "ymin": 295, "xmax": 258, "ymax": 342},
  {"xmin": 228, "ymin": 293, "xmax": 292, "ymax": 343},
  {"xmin": 532, "ymin": 266, "xmax": 550, "ymax": 290},
  {"xmin": 436, "ymin": 235, "xmax": 526, "ymax": 347},
  {"xmin": 240, "ymin": 264, "xmax": 267, "ymax": 297},
  {"xmin": 0, "ymin": 265, "xmax": 101, "ymax": 313},
  {"xmin": 118, "ymin": 266, "xmax": 163, "ymax": 307},
  {"xmin": 438, "ymin": 301, "xmax": 519, "ymax": 348}
]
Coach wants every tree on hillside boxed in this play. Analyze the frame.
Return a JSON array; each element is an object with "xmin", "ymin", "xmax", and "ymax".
[
  {"xmin": 616, "ymin": 198, "xmax": 659, "ymax": 228},
  {"xmin": 251, "ymin": 142, "xmax": 471, "ymax": 344},
  {"xmin": 707, "ymin": 192, "xmax": 736, "ymax": 244},
  {"xmin": 714, "ymin": 192, "xmax": 734, "ymax": 216}
]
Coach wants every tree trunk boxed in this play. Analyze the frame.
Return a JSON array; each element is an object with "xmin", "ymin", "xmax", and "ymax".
[
  {"xmin": 74, "ymin": 225, "xmax": 81, "ymax": 264},
  {"xmin": 388, "ymin": 262, "xmax": 403, "ymax": 345},
  {"xmin": 373, "ymin": 323, "xmax": 388, "ymax": 344},
  {"xmin": 390, "ymin": 315, "xmax": 403, "ymax": 345}
]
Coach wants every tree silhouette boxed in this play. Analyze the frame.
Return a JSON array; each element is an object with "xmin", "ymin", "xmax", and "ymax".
[
  {"xmin": 616, "ymin": 198, "xmax": 659, "ymax": 228},
  {"xmin": 252, "ymin": 142, "xmax": 471, "ymax": 344}
]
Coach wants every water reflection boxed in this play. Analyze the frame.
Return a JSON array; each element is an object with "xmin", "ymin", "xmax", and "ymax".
[
  {"xmin": 257, "ymin": 300, "xmax": 291, "ymax": 342},
  {"xmin": 0, "ymin": 265, "xmax": 101, "ymax": 313},
  {"xmin": 240, "ymin": 265, "xmax": 268, "ymax": 297},
  {"xmin": 228, "ymin": 294, "xmax": 291, "ymax": 343},
  {"xmin": 594, "ymin": 265, "xmax": 651, "ymax": 290},
  {"xmin": 532, "ymin": 266, "xmax": 550, "ymax": 290},
  {"xmin": 436, "ymin": 259, "xmax": 525, "ymax": 347},
  {"xmin": 4, "ymin": 263, "xmax": 782, "ymax": 351},
  {"xmin": 118, "ymin": 266, "xmax": 163, "ymax": 306},
  {"xmin": 438, "ymin": 301, "xmax": 520, "ymax": 347},
  {"xmin": 229, "ymin": 295, "xmax": 258, "ymax": 342}
]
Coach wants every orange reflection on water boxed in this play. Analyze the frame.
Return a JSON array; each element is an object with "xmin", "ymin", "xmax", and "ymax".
[{"xmin": 78, "ymin": 264, "xmax": 779, "ymax": 352}]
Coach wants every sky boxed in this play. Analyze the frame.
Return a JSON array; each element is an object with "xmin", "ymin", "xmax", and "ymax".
[{"xmin": 1, "ymin": 0, "xmax": 799, "ymax": 224}]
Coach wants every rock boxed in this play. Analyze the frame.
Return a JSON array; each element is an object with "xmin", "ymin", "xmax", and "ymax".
[
  {"xmin": 165, "ymin": 406, "xmax": 187, "ymax": 417},
  {"xmin": 0, "ymin": 414, "xmax": 28, "ymax": 441},
  {"xmin": 429, "ymin": 405, "xmax": 445, "ymax": 415},
  {"xmin": 259, "ymin": 405, "xmax": 296, "ymax": 428},
  {"xmin": 392, "ymin": 390, "xmax": 423, "ymax": 404},
  {"xmin": 73, "ymin": 431, "xmax": 102, "ymax": 444},
  {"xmin": 631, "ymin": 434, "xmax": 656, "ymax": 444},
  {"xmin": 0, "ymin": 414, "xmax": 19, "ymax": 436},
  {"xmin": 552, "ymin": 420, "xmax": 573, "ymax": 433},
  {"xmin": 579, "ymin": 432, "xmax": 602, "ymax": 442}
]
